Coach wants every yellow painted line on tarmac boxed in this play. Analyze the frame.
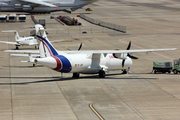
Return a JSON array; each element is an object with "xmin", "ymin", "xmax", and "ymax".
[{"xmin": 89, "ymin": 103, "xmax": 105, "ymax": 120}]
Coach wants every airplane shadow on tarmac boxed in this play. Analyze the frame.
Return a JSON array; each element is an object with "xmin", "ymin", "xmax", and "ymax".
[{"xmin": 0, "ymin": 73, "xmax": 158, "ymax": 85}]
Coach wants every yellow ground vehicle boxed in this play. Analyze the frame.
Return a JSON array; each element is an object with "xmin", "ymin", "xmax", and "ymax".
[{"xmin": 85, "ymin": 8, "xmax": 92, "ymax": 11}]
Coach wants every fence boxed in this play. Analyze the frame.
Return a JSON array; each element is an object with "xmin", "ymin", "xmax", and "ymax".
[{"xmin": 80, "ymin": 14, "xmax": 126, "ymax": 33}]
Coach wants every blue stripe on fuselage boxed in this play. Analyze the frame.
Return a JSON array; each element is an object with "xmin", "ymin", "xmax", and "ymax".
[
  {"xmin": 56, "ymin": 55, "xmax": 72, "ymax": 73},
  {"xmin": 37, "ymin": 35, "xmax": 58, "ymax": 56}
]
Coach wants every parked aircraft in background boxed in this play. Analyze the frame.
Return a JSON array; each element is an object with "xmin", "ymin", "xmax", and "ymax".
[
  {"xmin": 0, "ymin": 30, "xmax": 38, "ymax": 49},
  {"xmin": 5, "ymin": 24, "xmax": 176, "ymax": 78},
  {"xmin": 0, "ymin": 0, "xmax": 98, "ymax": 13},
  {"xmin": 0, "ymin": 30, "xmax": 64, "ymax": 49}
]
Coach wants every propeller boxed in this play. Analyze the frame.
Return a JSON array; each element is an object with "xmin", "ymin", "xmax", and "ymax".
[
  {"xmin": 78, "ymin": 43, "xmax": 82, "ymax": 51},
  {"xmin": 65, "ymin": 43, "xmax": 82, "ymax": 51},
  {"xmin": 126, "ymin": 41, "xmax": 138, "ymax": 59},
  {"xmin": 122, "ymin": 41, "xmax": 138, "ymax": 68}
]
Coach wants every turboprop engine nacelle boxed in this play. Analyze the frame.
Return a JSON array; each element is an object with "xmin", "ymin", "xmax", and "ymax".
[{"xmin": 113, "ymin": 53, "xmax": 128, "ymax": 59}]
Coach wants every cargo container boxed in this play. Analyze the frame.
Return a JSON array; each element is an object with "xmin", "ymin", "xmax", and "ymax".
[
  {"xmin": 0, "ymin": 15, "xmax": 7, "ymax": 22},
  {"xmin": 19, "ymin": 15, "xmax": 26, "ymax": 22},
  {"xmin": 8, "ymin": 14, "xmax": 17, "ymax": 22}
]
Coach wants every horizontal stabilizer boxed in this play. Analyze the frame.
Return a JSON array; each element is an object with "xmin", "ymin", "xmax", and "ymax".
[
  {"xmin": 21, "ymin": 60, "xmax": 30, "ymax": 62},
  {"xmin": 10, "ymin": 54, "xmax": 40, "ymax": 57},
  {"xmin": 5, "ymin": 50, "xmax": 39, "ymax": 54},
  {"xmin": 2, "ymin": 30, "xmax": 17, "ymax": 32}
]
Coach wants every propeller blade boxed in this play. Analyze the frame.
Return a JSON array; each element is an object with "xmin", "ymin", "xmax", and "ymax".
[
  {"xmin": 78, "ymin": 43, "xmax": 82, "ymax": 51},
  {"xmin": 126, "ymin": 41, "xmax": 131, "ymax": 50},
  {"xmin": 122, "ymin": 59, "xmax": 125, "ymax": 68},
  {"xmin": 126, "ymin": 41, "xmax": 138, "ymax": 59},
  {"xmin": 113, "ymin": 53, "xmax": 118, "ymax": 58},
  {"xmin": 127, "ymin": 53, "xmax": 138, "ymax": 59}
]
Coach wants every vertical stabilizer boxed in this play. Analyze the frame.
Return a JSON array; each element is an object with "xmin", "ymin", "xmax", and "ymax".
[
  {"xmin": 13, "ymin": 30, "xmax": 20, "ymax": 41},
  {"xmin": 35, "ymin": 24, "xmax": 59, "ymax": 58}
]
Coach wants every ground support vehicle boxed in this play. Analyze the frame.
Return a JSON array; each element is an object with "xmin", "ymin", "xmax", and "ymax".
[
  {"xmin": 153, "ymin": 61, "xmax": 172, "ymax": 74},
  {"xmin": 172, "ymin": 59, "xmax": 180, "ymax": 74}
]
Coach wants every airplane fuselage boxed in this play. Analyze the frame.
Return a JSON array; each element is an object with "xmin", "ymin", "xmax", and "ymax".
[
  {"xmin": 36, "ymin": 53, "xmax": 133, "ymax": 74},
  {"xmin": 0, "ymin": 0, "xmax": 91, "ymax": 13},
  {"xmin": 17, "ymin": 37, "xmax": 37, "ymax": 45}
]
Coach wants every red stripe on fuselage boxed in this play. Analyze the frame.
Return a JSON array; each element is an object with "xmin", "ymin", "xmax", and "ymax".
[{"xmin": 52, "ymin": 56, "xmax": 62, "ymax": 70}]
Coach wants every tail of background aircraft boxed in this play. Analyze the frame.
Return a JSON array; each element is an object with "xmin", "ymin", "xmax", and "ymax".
[
  {"xmin": 13, "ymin": 31, "xmax": 21, "ymax": 41},
  {"xmin": 35, "ymin": 24, "xmax": 59, "ymax": 58},
  {"xmin": 2, "ymin": 30, "xmax": 21, "ymax": 41}
]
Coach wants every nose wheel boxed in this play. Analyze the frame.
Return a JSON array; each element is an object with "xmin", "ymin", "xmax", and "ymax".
[
  {"xmin": 99, "ymin": 70, "xmax": 105, "ymax": 78},
  {"xmin": 16, "ymin": 46, "xmax": 19, "ymax": 49}
]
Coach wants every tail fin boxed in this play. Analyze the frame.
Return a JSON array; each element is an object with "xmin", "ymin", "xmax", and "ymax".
[
  {"xmin": 35, "ymin": 24, "xmax": 59, "ymax": 58},
  {"xmin": 2, "ymin": 30, "xmax": 20, "ymax": 41},
  {"xmin": 13, "ymin": 30, "xmax": 20, "ymax": 41}
]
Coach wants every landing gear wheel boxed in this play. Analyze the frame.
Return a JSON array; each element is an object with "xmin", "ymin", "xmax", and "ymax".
[
  {"xmin": 16, "ymin": 46, "xmax": 19, "ymax": 49},
  {"xmin": 122, "ymin": 70, "xmax": 127, "ymax": 74},
  {"xmin": 33, "ymin": 63, "xmax": 35, "ymax": 67},
  {"xmin": 72, "ymin": 73, "xmax": 80, "ymax": 78},
  {"xmin": 99, "ymin": 70, "xmax": 105, "ymax": 78},
  {"xmin": 168, "ymin": 71, "xmax": 171, "ymax": 74},
  {"xmin": 173, "ymin": 69, "xmax": 178, "ymax": 74}
]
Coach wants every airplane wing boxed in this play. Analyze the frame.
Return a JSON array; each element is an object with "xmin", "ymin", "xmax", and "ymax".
[
  {"xmin": 19, "ymin": 0, "xmax": 58, "ymax": 7},
  {"xmin": 5, "ymin": 48, "xmax": 176, "ymax": 54},
  {"xmin": 0, "ymin": 41, "xmax": 19, "ymax": 45},
  {"xmin": 62, "ymin": 48, "xmax": 177, "ymax": 54},
  {"xmin": 29, "ymin": 43, "xmax": 38, "ymax": 45}
]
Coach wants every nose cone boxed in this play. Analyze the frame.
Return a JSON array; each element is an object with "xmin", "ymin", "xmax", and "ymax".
[{"xmin": 124, "ymin": 57, "xmax": 132, "ymax": 68}]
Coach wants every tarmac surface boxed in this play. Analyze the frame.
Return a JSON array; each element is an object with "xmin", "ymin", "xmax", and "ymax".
[{"xmin": 0, "ymin": 0, "xmax": 180, "ymax": 119}]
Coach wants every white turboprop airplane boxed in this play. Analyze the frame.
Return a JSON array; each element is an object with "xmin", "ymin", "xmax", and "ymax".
[
  {"xmin": 0, "ymin": 0, "xmax": 97, "ymax": 13},
  {"xmin": 0, "ymin": 30, "xmax": 64, "ymax": 49},
  {"xmin": 5, "ymin": 24, "xmax": 177, "ymax": 78},
  {"xmin": 0, "ymin": 30, "xmax": 38, "ymax": 49}
]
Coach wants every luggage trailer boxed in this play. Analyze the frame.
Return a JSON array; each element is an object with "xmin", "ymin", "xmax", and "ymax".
[
  {"xmin": 19, "ymin": 15, "xmax": 26, "ymax": 22},
  {"xmin": 0, "ymin": 15, "xmax": 7, "ymax": 22}
]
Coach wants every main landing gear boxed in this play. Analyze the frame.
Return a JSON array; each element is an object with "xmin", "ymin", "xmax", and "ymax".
[
  {"xmin": 16, "ymin": 45, "xmax": 19, "ymax": 49},
  {"xmin": 72, "ymin": 70, "xmax": 106, "ymax": 78},
  {"xmin": 72, "ymin": 73, "xmax": 80, "ymax": 78},
  {"xmin": 99, "ymin": 70, "xmax": 105, "ymax": 78}
]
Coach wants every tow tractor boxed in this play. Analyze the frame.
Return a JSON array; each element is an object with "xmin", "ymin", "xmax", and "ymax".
[{"xmin": 172, "ymin": 59, "xmax": 180, "ymax": 74}]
